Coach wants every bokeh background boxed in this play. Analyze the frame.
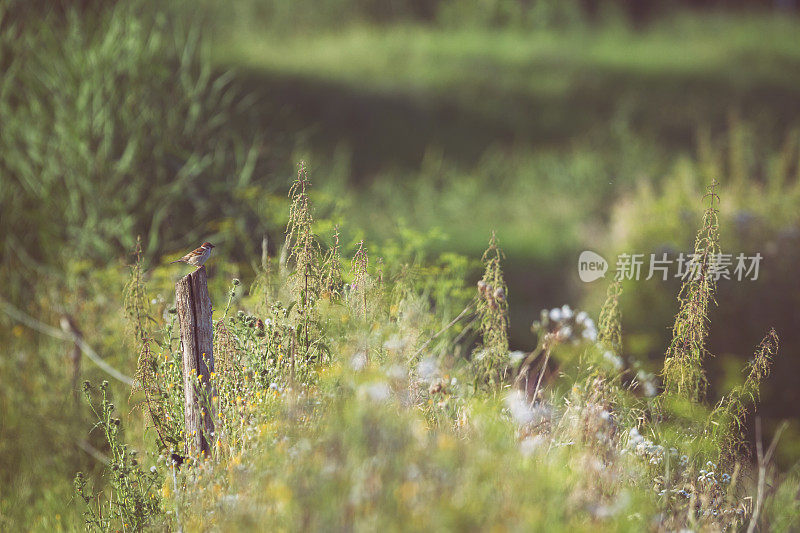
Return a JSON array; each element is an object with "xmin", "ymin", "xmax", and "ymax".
[{"xmin": 2, "ymin": 0, "xmax": 800, "ymax": 528}]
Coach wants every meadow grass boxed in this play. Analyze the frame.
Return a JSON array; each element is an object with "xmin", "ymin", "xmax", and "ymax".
[{"xmin": 64, "ymin": 171, "xmax": 799, "ymax": 531}]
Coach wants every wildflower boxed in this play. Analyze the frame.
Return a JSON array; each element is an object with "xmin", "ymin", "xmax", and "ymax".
[
  {"xmin": 509, "ymin": 350, "xmax": 526, "ymax": 364},
  {"xmin": 519, "ymin": 435, "xmax": 545, "ymax": 457},
  {"xmin": 603, "ymin": 350, "xmax": 623, "ymax": 370},
  {"xmin": 383, "ymin": 336, "xmax": 406, "ymax": 351},
  {"xmin": 428, "ymin": 380, "xmax": 445, "ymax": 394},
  {"xmin": 560, "ymin": 304, "xmax": 573, "ymax": 319},
  {"xmin": 362, "ymin": 382, "xmax": 391, "ymax": 403},
  {"xmin": 387, "ymin": 365, "xmax": 407, "ymax": 380},
  {"xmin": 505, "ymin": 390, "xmax": 550, "ymax": 426},
  {"xmin": 417, "ymin": 357, "xmax": 439, "ymax": 381},
  {"xmin": 477, "ymin": 280, "xmax": 488, "ymax": 295},
  {"xmin": 505, "ymin": 390, "xmax": 535, "ymax": 425},
  {"xmin": 350, "ymin": 351, "xmax": 368, "ymax": 371},
  {"xmin": 549, "ymin": 308, "xmax": 562, "ymax": 322},
  {"xmin": 556, "ymin": 326, "xmax": 572, "ymax": 342}
]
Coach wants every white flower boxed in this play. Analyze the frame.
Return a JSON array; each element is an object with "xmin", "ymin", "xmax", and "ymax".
[
  {"xmin": 603, "ymin": 350, "xmax": 623, "ymax": 370},
  {"xmin": 417, "ymin": 357, "xmax": 439, "ymax": 381},
  {"xmin": 549, "ymin": 308, "xmax": 562, "ymax": 322},
  {"xmin": 387, "ymin": 364, "xmax": 407, "ymax": 380},
  {"xmin": 362, "ymin": 382, "xmax": 391, "ymax": 403},
  {"xmin": 350, "ymin": 351, "xmax": 368, "ymax": 371},
  {"xmin": 560, "ymin": 305, "xmax": 573, "ymax": 319},
  {"xmin": 383, "ymin": 336, "xmax": 406, "ymax": 351},
  {"xmin": 509, "ymin": 350, "xmax": 527, "ymax": 364},
  {"xmin": 519, "ymin": 435, "xmax": 545, "ymax": 457},
  {"xmin": 504, "ymin": 391, "xmax": 550, "ymax": 427},
  {"xmin": 628, "ymin": 427, "xmax": 644, "ymax": 447},
  {"xmin": 505, "ymin": 390, "xmax": 535, "ymax": 425},
  {"xmin": 576, "ymin": 311, "xmax": 588, "ymax": 324}
]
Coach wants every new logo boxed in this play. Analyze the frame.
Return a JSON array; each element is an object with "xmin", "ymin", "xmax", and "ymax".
[{"xmin": 578, "ymin": 250, "xmax": 608, "ymax": 282}]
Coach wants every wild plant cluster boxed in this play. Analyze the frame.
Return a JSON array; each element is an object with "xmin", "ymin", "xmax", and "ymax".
[{"xmin": 70, "ymin": 170, "xmax": 797, "ymax": 532}]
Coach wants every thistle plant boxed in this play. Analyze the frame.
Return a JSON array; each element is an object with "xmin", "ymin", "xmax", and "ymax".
[
  {"xmin": 132, "ymin": 337, "xmax": 184, "ymax": 453},
  {"xmin": 662, "ymin": 181, "xmax": 721, "ymax": 402},
  {"xmin": 597, "ymin": 280, "xmax": 623, "ymax": 355},
  {"xmin": 75, "ymin": 381, "xmax": 162, "ymax": 532},
  {"xmin": 474, "ymin": 232, "xmax": 509, "ymax": 388},
  {"xmin": 350, "ymin": 239, "xmax": 370, "ymax": 321},
  {"xmin": 285, "ymin": 162, "xmax": 321, "ymax": 356},
  {"xmin": 123, "ymin": 236, "xmax": 152, "ymax": 348},
  {"xmin": 710, "ymin": 329, "xmax": 779, "ymax": 465},
  {"xmin": 321, "ymin": 226, "xmax": 344, "ymax": 300}
]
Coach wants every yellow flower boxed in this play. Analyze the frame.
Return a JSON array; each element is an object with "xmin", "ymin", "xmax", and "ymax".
[{"xmin": 161, "ymin": 479, "xmax": 172, "ymax": 499}]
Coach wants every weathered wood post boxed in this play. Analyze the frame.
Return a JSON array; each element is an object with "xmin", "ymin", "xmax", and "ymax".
[{"xmin": 175, "ymin": 266, "xmax": 215, "ymax": 458}]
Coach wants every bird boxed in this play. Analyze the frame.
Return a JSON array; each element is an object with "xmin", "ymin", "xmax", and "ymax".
[{"xmin": 170, "ymin": 242, "xmax": 215, "ymax": 268}]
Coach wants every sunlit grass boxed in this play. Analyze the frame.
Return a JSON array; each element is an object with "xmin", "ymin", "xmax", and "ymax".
[{"xmin": 214, "ymin": 14, "xmax": 800, "ymax": 94}]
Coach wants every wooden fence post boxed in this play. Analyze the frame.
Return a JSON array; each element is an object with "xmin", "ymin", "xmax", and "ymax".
[{"xmin": 175, "ymin": 266, "xmax": 215, "ymax": 458}]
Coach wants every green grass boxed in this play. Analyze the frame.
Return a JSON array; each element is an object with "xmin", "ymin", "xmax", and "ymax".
[
  {"xmin": 216, "ymin": 15, "xmax": 800, "ymax": 88},
  {"xmin": 206, "ymin": 10, "xmax": 800, "ymax": 264},
  {"xmin": 214, "ymin": 13, "xmax": 800, "ymax": 161}
]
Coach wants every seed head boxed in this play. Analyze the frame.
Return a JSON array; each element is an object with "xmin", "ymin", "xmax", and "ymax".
[{"xmin": 477, "ymin": 280, "xmax": 488, "ymax": 295}]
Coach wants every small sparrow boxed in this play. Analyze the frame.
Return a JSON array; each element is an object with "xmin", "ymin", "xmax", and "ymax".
[{"xmin": 170, "ymin": 242, "xmax": 215, "ymax": 268}]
